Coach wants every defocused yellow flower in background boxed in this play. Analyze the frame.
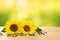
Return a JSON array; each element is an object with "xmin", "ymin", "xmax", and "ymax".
[
  {"xmin": 5, "ymin": 20, "xmax": 22, "ymax": 34},
  {"xmin": 20, "ymin": 20, "xmax": 37, "ymax": 34}
]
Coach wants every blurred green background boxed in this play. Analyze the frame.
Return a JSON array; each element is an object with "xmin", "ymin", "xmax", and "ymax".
[{"xmin": 0, "ymin": 0, "xmax": 60, "ymax": 27}]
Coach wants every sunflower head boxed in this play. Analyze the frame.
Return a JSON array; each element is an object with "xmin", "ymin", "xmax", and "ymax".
[
  {"xmin": 10, "ymin": 24, "xmax": 18, "ymax": 32},
  {"xmin": 23, "ymin": 25, "xmax": 30, "ymax": 32},
  {"xmin": 5, "ymin": 20, "xmax": 22, "ymax": 34},
  {"xmin": 20, "ymin": 20, "xmax": 37, "ymax": 35}
]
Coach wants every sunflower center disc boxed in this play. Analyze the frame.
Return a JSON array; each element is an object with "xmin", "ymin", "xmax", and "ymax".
[
  {"xmin": 24, "ymin": 25, "xmax": 30, "ymax": 32},
  {"xmin": 10, "ymin": 24, "xmax": 18, "ymax": 32}
]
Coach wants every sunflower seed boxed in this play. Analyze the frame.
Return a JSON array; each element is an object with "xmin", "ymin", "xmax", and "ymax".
[
  {"xmin": 29, "ymin": 34, "xmax": 35, "ymax": 36},
  {"xmin": 7, "ymin": 34, "xmax": 11, "ymax": 37},
  {"xmin": 0, "ymin": 32, "xmax": 3, "ymax": 36}
]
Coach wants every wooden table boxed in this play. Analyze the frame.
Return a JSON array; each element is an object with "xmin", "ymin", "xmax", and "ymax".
[{"xmin": 0, "ymin": 27, "xmax": 60, "ymax": 40}]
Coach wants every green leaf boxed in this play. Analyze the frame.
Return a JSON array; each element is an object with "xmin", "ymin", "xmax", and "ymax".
[
  {"xmin": 1, "ymin": 28, "xmax": 6, "ymax": 32},
  {"xmin": 36, "ymin": 27, "xmax": 42, "ymax": 32}
]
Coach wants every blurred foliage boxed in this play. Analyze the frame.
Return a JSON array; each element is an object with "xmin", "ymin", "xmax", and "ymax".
[
  {"xmin": 0, "ymin": 11, "xmax": 11, "ymax": 26},
  {"xmin": 39, "ymin": 11, "xmax": 60, "ymax": 27},
  {"xmin": 51, "ymin": 11, "xmax": 60, "ymax": 27},
  {"xmin": 0, "ymin": 0, "xmax": 60, "ymax": 27}
]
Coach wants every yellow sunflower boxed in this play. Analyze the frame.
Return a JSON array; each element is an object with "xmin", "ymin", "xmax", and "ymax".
[
  {"xmin": 5, "ymin": 20, "xmax": 22, "ymax": 34},
  {"xmin": 20, "ymin": 20, "xmax": 37, "ymax": 34}
]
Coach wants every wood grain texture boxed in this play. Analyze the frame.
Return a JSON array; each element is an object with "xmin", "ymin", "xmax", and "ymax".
[{"xmin": 0, "ymin": 27, "xmax": 60, "ymax": 40}]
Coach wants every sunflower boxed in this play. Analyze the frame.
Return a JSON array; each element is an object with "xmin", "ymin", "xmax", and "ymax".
[
  {"xmin": 5, "ymin": 20, "xmax": 22, "ymax": 34},
  {"xmin": 20, "ymin": 20, "xmax": 37, "ymax": 34}
]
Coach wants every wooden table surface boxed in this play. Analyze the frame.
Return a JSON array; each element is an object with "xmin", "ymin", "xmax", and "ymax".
[{"xmin": 0, "ymin": 27, "xmax": 60, "ymax": 40}]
